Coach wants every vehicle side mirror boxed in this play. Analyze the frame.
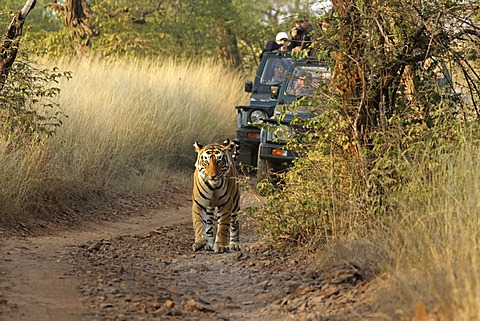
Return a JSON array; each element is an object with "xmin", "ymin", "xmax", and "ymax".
[
  {"xmin": 244, "ymin": 80, "xmax": 253, "ymax": 93},
  {"xmin": 271, "ymin": 85, "xmax": 279, "ymax": 99}
]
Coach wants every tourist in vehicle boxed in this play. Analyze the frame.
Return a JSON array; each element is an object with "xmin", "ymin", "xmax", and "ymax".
[
  {"xmin": 300, "ymin": 19, "xmax": 312, "ymax": 50},
  {"xmin": 293, "ymin": 70, "xmax": 311, "ymax": 95},
  {"xmin": 267, "ymin": 60, "xmax": 287, "ymax": 84},
  {"xmin": 260, "ymin": 40, "xmax": 282, "ymax": 59},
  {"xmin": 288, "ymin": 19, "xmax": 312, "ymax": 53},
  {"xmin": 275, "ymin": 31, "xmax": 290, "ymax": 51},
  {"xmin": 260, "ymin": 31, "xmax": 290, "ymax": 59},
  {"xmin": 288, "ymin": 20, "xmax": 304, "ymax": 51}
]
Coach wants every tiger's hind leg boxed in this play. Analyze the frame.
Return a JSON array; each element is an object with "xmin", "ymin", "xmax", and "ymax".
[{"xmin": 229, "ymin": 211, "xmax": 241, "ymax": 251}]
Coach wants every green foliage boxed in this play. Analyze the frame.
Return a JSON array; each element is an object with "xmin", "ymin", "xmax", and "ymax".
[
  {"xmin": 256, "ymin": 105, "xmax": 371, "ymax": 248},
  {"xmin": 1, "ymin": 1, "xmax": 317, "ymax": 68},
  {"xmin": 253, "ymin": 0, "xmax": 480, "ymax": 249},
  {"xmin": 256, "ymin": 70, "xmax": 474, "ymax": 248},
  {"xmin": 0, "ymin": 54, "xmax": 71, "ymax": 143},
  {"xmin": 256, "ymin": 98, "xmax": 474, "ymax": 249}
]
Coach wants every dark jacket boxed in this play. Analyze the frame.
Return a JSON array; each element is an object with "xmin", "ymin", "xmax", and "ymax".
[{"xmin": 260, "ymin": 40, "xmax": 283, "ymax": 59}]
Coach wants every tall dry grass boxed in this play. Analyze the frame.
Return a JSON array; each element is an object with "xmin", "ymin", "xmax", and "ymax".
[
  {"xmin": 0, "ymin": 57, "xmax": 248, "ymax": 226},
  {"xmin": 255, "ymin": 122, "xmax": 480, "ymax": 319},
  {"xmin": 375, "ymin": 134, "xmax": 480, "ymax": 320},
  {"xmin": 318, "ymin": 132, "xmax": 480, "ymax": 320}
]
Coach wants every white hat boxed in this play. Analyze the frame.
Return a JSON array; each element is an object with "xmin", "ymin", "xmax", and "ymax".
[{"xmin": 275, "ymin": 32, "xmax": 290, "ymax": 42}]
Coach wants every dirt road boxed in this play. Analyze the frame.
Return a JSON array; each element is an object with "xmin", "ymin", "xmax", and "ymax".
[{"xmin": 0, "ymin": 190, "xmax": 376, "ymax": 321}]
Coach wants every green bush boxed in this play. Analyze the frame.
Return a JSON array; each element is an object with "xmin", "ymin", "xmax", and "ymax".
[
  {"xmin": 254, "ymin": 91, "xmax": 474, "ymax": 249},
  {"xmin": 0, "ymin": 54, "xmax": 71, "ymax": 143},
  {"xmin": 255, "ymin": 106, "xmax": 371, "ymax": 248}
]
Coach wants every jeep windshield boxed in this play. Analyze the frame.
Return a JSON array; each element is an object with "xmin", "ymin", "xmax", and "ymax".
[
  {"xmin": 260, "ymin": 57, "xmax": 292, "ymax": 85},
  {"xmin": 285, "ymin": 65, "xmax": 331, "ymax": 96}
]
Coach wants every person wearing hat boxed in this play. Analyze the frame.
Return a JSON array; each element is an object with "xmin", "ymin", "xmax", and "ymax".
[
  {"xmin": 259, "ymin": 31, "xmax": 290, "ymax": 59},
  {"xmin": 275, "ymin": 31, "xmax": 290, "ymax": 51}
]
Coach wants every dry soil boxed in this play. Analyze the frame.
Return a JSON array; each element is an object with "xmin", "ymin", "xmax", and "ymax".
[{"xmin": 0, "ymin": 186, "xmax": 382, "ymax": 321}]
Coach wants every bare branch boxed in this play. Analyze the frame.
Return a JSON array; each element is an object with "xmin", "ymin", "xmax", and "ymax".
[
  {"xmin": 20, "ymin": 0, "xmax": 37, "ymax": 18},
  {"xmin": 0, "ymin": 0, "xmax": 37, "ymax": 91},
  {"xmin": 132, "ymin": 1, "xmax": 163, "ymax": 24}
]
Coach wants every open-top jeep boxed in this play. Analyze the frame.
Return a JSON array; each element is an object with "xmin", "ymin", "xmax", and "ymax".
[
  {"xmin": 257, "ymin": 59, "xmax": 331, "ymax": 180},
  {"xmin": 235, "ymin": 51, "xmax": 291, "ymax": 167}
]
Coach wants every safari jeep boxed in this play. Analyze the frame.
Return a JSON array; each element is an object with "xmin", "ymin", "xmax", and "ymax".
[
  {"xmin": 235, "ymin": 51, "xmax": 291, "ymax": 168},
  {"xmin": 257, "ymin": 59, "xmax": 331, "ymax": 180}
]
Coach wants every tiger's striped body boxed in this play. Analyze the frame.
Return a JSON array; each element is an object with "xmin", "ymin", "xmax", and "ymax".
[{"xmin": 192, "ymin": 139, "xmax": 241, "ymax": 253}]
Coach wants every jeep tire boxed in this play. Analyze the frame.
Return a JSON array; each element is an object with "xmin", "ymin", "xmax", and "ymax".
[{"xmin": 256, "ymin": 150, "xmax": 271, "ymax": 181}]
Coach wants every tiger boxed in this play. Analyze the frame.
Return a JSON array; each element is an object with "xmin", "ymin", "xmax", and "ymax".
[{"xmin": 191, "ymin": 138, "xmax": 241, "ymax": 253}]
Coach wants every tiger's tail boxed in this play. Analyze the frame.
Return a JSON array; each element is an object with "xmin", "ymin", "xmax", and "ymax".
[{"xmin": 223, "ymin": 139, "xmax": 240, "ymax": 163}]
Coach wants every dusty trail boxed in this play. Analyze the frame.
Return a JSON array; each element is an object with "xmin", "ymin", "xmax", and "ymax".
[
  {"xmin": 0, "ymin": 191, "xmax": 374, "ymax": 321},
  {"xmin": 0, "ymin": 198, "xmax": 191, "ymax": 321}
]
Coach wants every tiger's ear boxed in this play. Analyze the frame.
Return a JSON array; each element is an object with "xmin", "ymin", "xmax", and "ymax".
[{"xmin": 193, "ymin": 142, "xmax": 203, "ymax": 153}]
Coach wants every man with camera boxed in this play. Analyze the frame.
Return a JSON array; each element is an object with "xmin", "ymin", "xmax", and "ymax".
[{"xmin": 288, "ymin": 19, "xmax": 312, "ymax": 52}]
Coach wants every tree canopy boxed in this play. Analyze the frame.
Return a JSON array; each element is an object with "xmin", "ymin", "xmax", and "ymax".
[
  {"xmin": 1, "ymin": 0, "xmax": 319, "ymax": 69},
  {"xmin": 313, "ymin": 0, "xmax": 480, "ymax": 156}
]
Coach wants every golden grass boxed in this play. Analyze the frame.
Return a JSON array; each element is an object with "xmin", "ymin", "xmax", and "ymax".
[
  {"xmin": 257, "ymin": 127, "xmax": 480, "ymax": 320},
  {"xmin": 0, "ymin": 57, "xmax": 248, "ymax": 225},
  {"xmin": 370, "ymin": 136, "xmax": 480, "ymax": 320}
]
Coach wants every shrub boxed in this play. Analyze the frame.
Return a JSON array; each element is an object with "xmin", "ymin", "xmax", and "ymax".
[
  {"xmin": 254, "ymin": 89, "xmax": 473, "ymax": 248},
  {"xmin": 0, "ymin": 54, "xmax": 70, "ymax": 143}
]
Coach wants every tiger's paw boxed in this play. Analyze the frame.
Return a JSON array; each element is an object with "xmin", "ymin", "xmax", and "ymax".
[
  {"xmin": 229, "ymin": 242, "xmax": 241, "ymax": 251},
  {"xmin": 204, "ymin": 242, "xmax": 215, "ymax": 251},
  {"xmin": 214, "ymin": 243, "xmax": 229, "ymax": 253},
  {"xmin": 192, "ymin": 240, "xmax": 207, "ymax": 252}
]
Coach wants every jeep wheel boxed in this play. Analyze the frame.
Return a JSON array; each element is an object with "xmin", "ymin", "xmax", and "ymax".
[
  {"xmin": 236, "ymin": 143, "xmax": 259, "ymax": 168},
  {"xmin": 256, "ymin": 151, "xmax": 271, "ymax": 181}
]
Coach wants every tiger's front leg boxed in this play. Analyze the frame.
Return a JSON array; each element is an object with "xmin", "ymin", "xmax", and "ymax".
[
  {"xmin": 191, "ymin": 201, "xmax": 206, "ymax": 251},
  {"xmin": 192, "ymin": 201, "xmax": 215, "ymax": 251},
  {"xmin": 214, "ymin": 210, "xmax": 231, "ymax": 253},
  {"xmin": 203, "ymin": 207, "xmax": 215, "ymax": 251},
  {"xmin": 191, "ymin": 201, "xmax": 208, "ymax": 251}
]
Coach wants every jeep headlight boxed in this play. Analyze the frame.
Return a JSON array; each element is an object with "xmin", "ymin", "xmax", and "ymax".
[
  {"xmin": 249, "ymin": 110, "xmax": 267, "ymax": 124},
  {"xmin": 271, "ymin": 125, "xmax": 295, "ymax": 143}
]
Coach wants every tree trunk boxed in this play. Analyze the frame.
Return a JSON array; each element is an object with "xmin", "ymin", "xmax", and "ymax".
[
  {"xmin": 216, "ymin": 26, "xmax": 242, "ymax": 68},
  {"xmin": 64, "ymin": 0, "xmax": 95, "ymax": 54},
  {"xmin": 331, "ymin": 0, "xmax": 384, "ymax": 156},
  {"xmin": 331, "ymin": 0, "xmax": 365, "ymax": 157},
  {"xmin": 0, "ymin": 0, "xmax": 37, "ymax": 91}
]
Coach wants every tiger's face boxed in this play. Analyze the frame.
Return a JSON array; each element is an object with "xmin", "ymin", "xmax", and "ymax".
[{"xmin": 194, "ymin": 141, "xmax": 231, "ymax": 181}]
